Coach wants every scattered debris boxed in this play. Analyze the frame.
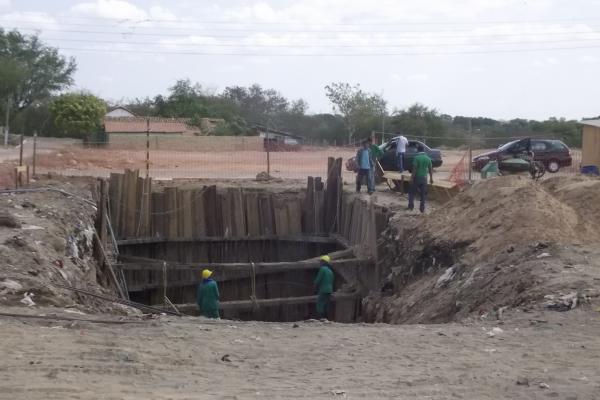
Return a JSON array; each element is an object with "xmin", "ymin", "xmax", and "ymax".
[
  {"xmin": 544, "ymin": 292, "xmax": 579, "ymax": 311},
  {"xmin": 221, "ymin": 354, "xmax": 231, "ymax": 363},
  {"xmin": 536, "ymin": 252, "xmax": 551, "ymax": 259},
  {"xmin": 330, "ymin": 389, "xmax": 347, "ymax": 397},
  {"xmin": 516, "ymin": 377, "xmax": 529, "ymax": 386},
  {"xmin": 0, "ymin": 279, "xmax": 23, "ymax": 292},
  {"xmin": 20, "ymin": 292, "xmax": 36, "ymax": 307},
  {"xmin": 435, "ymin": 266, "xmax": 456, "ymax": 288},
  {"xmin": 0, "ymin": 211, "xmax": 20, "ymax": 228},
  {"xmin": 539, "ymin": 382, "xmax": 550, "ymax": 389}
]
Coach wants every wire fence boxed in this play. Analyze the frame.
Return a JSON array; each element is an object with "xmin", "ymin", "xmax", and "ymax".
[
  {"xmin": 0, "ymin": 133, "xmax": 588, "ymax": 189},
  {"xmin": 20, "ymin": 135, "xmax": 358, "ymax": 183}
]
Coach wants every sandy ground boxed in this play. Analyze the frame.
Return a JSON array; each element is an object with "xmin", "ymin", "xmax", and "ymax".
[{"xmin": 0, "ymin": 307, "xmax": 598, "ymax": 400}]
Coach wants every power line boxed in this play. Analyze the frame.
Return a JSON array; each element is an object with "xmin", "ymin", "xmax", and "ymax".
[
  {"xmin": 7, "ymin": 18, "xmax": 600, "ymax": 33},
  {"xmin": 13, "ymin": 14, "xmax": 600, "ymax": 26},
  {"xmin": 41, "ymin": 36, "xmax": 600, "ymax": 48},
  {"xmin": 56, "ymin": 43, "xmax": 600, "ymax": 56},
  {"xmin": 10, "ymin": 26, "xmax": 600, "ymax": 39}
]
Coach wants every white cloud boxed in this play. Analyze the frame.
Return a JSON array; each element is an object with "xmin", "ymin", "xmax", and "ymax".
[
  {"xmin": 69, "ymin": 0, "xmax": 147, "ymax": 20},
  {"xmin": 0, "ymin": 0, "xmax": 10, "ymax": 11},
  {"xmin": 0, "ymin": 11, "xmax": 59, "ymax": 31}
]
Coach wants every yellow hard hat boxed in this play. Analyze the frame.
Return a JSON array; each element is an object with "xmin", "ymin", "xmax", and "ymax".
[
  {"xmin": 320, "ymin": 255, "xmax": 331, "ymax": 263},
  {"xmin": 201, "ymin": 269, "xmax": 213, "ymax": 279}
]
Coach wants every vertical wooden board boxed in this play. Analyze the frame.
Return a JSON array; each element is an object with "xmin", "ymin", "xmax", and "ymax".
[
  {"xmin": 134, "ymin": 177, "xmax": 144, "ymax": 237},
  {"xmin": 244, "ymin": 192, "xmax": 260, "ymax": 237},
  {"xmin": 182, "ymin": 190, "xmax": 194, "ymax": 239},
  {"xmin": 150, "ymin": 192, "xmax": 163, "ymax": 238},
  {"xmin": 164, "ymin": 187, "xmax": 178, "ymax": 239},
  {"xmin": 118, "ymin": 171, "xmax": 129, "ymax": 238},
  {"xmin": 341, "ymin": 196, "xmax": 352, "ymax": 240},
  {"xmin": 258, "ymin": 194, "xmax": 274, "ymax": 235},
  {"xmin": 314, "ymin": 189, "xmax": 325, "ymax": 234},
  {"xmin": 203, "ymin": 186, "xmax": 218, "ymax": 236},
  {"xmin": 315, "ymin": 177, "xmax": 324, "ymax": 191},
  {"xmin": 143, "ymin": 177, "xmax": 152, "ymax": 237},
  {"xmin": 125, "ymin": 169, "xmax": 140, "ymax": 238},
  {"xmin": 220, "ymin": 191, "xmax": 233, "ymax": 238},
  {"xmin": 108, "ymin": 173, "xmax": 122, "ymax": 238},
  {"xmin": 273, "ymin": 198, "xmax": 289, "ymax": 236},
  {"xmin": 176, "ymin": 189, "xmax": 184, "ymax": 239},
  {"xmin": 192, "ymin": 189, "xmax": 207, "ymax": 238},
  {"xmin": 287, "ymin": 199, "xmax": 302, "ymax": 235},
  {"xmin": 303, "ymin": 177, "xmax": 315, "ymax": 234},
  {"xmin": 231, "ymin": 188, "xmax": 246, "ymax": 237}
]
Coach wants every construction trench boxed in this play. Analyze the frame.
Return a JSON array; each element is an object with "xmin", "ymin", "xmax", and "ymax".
[{"xmin": 97, "ymin": 159, "xmax": 390, "ymax": 322}]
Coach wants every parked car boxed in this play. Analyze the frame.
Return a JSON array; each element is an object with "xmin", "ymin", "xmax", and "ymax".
[
  {"xmin": 472, "ymin": 138, "xmax": 572, "ymax": 173},
  {"xmin": 345, "ymin": 139, "xmax": 443, "ymax": 174}
]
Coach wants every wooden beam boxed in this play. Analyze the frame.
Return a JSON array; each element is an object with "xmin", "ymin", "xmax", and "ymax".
[
  {"xmin": 116, "ymin": 234, "xmax": 340, "ymax": 246},
  {"xmin": 119, "ymin": 255, "xmax": 366, "ymax": 274},
  {"xmin": 173, "ymin": 291, "xmax": 360, "ymax": 314}
]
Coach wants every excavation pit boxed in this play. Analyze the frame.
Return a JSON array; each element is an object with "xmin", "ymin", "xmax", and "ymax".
[{"xmin": 102, "ymin": 169, "xmax": 388, "ymax": 322}]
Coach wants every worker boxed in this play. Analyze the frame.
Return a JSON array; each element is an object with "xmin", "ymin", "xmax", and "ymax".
[
  {"xmin": 356, "ymin": 140, "xmax": 375, "ymax": 194},
  {"xmin": 408, "ymin": 144, "xmax": 433, "ymax": 213},
  {"xmin": 367, "ymin": 137, "xmax": 383, "ymax": 192},
  {"xmin": 395, "ymin": 134, "xmax": 409, "ymax": 172},
  {"xmin": 197, "ymin": 269, "xmax": 220, "ymax": 319},
  {"xmin": 314, "ymin": 255, "xmax": 335, "ymax": 319}
]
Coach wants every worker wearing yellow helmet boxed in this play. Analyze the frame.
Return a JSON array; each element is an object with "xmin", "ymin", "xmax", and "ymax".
[
  {"xmin": 314, "ymin": 255, "xmax": 334, "ymax": 319},
  {"xmin": 196, "ymin": 268, "xmax": 220, "ymax": 319}
]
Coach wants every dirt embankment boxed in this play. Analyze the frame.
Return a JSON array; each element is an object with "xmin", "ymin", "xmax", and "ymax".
[
  {"xmin": 364, "ymin": 175, "xmax": 600, "ymax": 324},
  {"xmin": 0, "ymin": 177, "xmax": 130, "ymax": 314}
]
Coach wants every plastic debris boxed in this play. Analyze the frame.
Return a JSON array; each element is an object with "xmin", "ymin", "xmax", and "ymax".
[{"xmin": 20, "ymin": 292, "xmax": 36, "ymax": 306}]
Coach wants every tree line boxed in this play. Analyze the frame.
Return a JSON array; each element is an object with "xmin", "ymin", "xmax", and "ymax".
[{"xmin": 0, "ymin": 28, "xmax": 586, "ymax": 148}]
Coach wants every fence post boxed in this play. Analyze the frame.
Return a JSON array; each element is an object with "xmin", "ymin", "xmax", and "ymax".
[
  {"xmin": 32, "ymin": 131, "xmax": 37, "ymax": 177},
  {"xmin": 468, "ymin": 147, "xmax": 473, "ymax": 183},
  {"xmin": 4, "ymin": 98, "xmax": 9, "ymax": 148},
  {"xmin": 18, "ymin": 133, "xmax": 24, "ymax": 166},
  {"xmin": 266, "ymin": 130, "xmax": 271, "ymax": 177},
  {"xmin": 145, "ymin": 117, "xmax": 150, "ymax": 179}
]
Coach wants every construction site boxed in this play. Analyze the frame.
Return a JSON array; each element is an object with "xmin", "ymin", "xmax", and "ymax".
[{"xmin": 0, "ymin": 136, "xmax": 599, "ymax": 399}]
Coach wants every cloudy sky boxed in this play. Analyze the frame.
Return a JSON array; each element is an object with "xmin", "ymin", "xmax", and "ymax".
[{"xmin": 1, "ymin": 0, "xmax": 599, "ymax": 120}]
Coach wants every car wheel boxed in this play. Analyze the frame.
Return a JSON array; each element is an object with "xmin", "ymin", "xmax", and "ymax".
[{"xmin": 547, "ymin": 159, "xmax": 560, "ymax": 173}]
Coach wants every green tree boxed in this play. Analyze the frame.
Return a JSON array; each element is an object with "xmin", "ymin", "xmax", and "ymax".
[
  {"xmin": 391, "ymin": 103, "xmax": 446, "ymax": 146},
  {"xmin": 0, "ymin": 29, "xmax": 76, "ymax": 133},
  {"xmin": 324, "ymin": 82, "xmax": 385, "ymax": 144},
  {"xmin": 49, "ymin": 93, "xmax": 106, "ymax": 139}
]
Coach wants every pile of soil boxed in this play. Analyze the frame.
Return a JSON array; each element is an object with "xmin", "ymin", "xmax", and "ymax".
[
  {"xmin": 0, "ymin": 177, "xmax": 132, "ymax": 314},
  {"xmin": 365, "ymin": 175, "xmax": 600, "ymax": 324}
]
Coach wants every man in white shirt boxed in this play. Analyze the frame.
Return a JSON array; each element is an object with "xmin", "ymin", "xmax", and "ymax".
[{"xmin": 395, "ymin": 134, "xmax": 409, "ymax": 172}]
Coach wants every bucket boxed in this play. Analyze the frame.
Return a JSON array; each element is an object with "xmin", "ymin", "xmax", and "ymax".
[{"xmin": 581, "ymin": 165, "xmax": 600, "ymax": 176}]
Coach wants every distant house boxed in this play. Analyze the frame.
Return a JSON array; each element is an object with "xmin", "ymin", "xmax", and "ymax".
[
  {"xmin": 104, "ymin": 117, "xmax": 201, "ymax": 136},
  {"xmin": 105, "ymin": 106, "xmax": 136, "ymax": 118},
  {"xmin": 580, "ymin": 119, "xmax": 600, "ymax": 169},
  {"xmin": 255, "ymin": 125, "xmax": 303, "ymax": 151}
]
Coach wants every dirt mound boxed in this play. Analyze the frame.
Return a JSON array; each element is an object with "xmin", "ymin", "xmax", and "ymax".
[
  {"xmin": 0, "ymin": 177, "xmax": 133, "ymax": 314},
  {"xmin": 365, "ymin": 175, "xmax": 600, "ymax": 324},
  {"xmin": 422, "ymin": 175, "xmax": 600, "ymax": 263}
]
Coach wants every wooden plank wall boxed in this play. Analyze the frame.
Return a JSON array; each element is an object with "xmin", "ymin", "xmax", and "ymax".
[
  {"xmin": 108, "ymin": 170, "xmax": 307, "ymax": 241},
  {"xmin": 106, "ymin": 169, "xmax": 388, "ymax": 260}
]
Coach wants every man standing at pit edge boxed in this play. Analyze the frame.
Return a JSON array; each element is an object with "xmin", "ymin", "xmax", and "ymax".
[
  {"xmin": 356, "ymin": 140, "xmax": 375, "ymax": 194},
  {"xmin": 197, "ymin": 269, "xmax": 220, "ymax": 319},
  {"xmin": 395, "ymin": 134, "xmax": 409, "ymax": 172},
  {"xmin": 314, "ymin": 255, "xmax": 334, "ymax": 319},
  {"xmin": 408, "ymin": 144, "xmax": 433, "ymax": 213}
]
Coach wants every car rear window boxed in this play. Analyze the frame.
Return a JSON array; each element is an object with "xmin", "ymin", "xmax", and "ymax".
[{"xmin": 549, "ymin": 141, "xmax": 569, "ymax": 151}]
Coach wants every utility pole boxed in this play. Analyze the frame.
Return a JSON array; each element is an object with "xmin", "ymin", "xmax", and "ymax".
[{"xmin": 4, "ymin": 98, "xmax": 10, "ymax": 148}]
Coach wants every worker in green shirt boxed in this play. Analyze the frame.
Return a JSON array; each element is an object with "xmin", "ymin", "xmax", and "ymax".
[
  {"xmin": 408, "ymin": 144, "xmax": 434, "ymax": 213},
  {"xmin": 314, "ymin": 255, "xmax": 334, "ymax": 319},
  {"xmin": 197, "ymin": 269, "xmax": 220, "ymax": 319},
  {"xmin": 367, "ymin": 137, "xmax": 383, "ymax": 193}
]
